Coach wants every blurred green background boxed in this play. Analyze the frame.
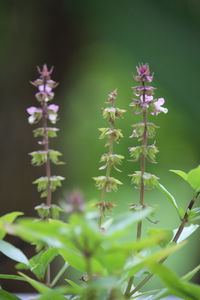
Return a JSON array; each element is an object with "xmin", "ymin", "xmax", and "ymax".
[{"xmin": 0, "ymin": 0, "xmax": 200, "ymax": 293}]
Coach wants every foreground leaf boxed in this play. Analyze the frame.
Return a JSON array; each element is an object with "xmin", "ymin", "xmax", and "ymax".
[
  {"xmin": 18, "ymin": 272, "xmax": 50, "ymax": 293},
  {"xmin": 0, "ymin": 289, "xmax": 21, "ymax": 300},
  {"xmin": 148, "ymin": 263, "xmax": 200, "ymax": 300},
  {"xmin": 0, "ymin": 240, "xmax": 29, "ymax": 265},
  {"xmin": 155, "ymin": 182, "xmax": 179, "ymax": 216},
  {"xmin": 0, "ymin": 212, "xmax": 23, "ymax": 239}
]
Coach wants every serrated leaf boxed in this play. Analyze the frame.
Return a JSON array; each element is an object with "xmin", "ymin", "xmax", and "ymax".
[
  {"xmin": 0, "ymin": 240, "xmax": 29, "ymax": 265},
  {"xmin": 173, "ymin": 224, "xmax": 199, "ymax": 243}
]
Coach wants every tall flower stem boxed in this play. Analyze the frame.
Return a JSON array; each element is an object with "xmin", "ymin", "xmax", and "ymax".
[
  {"xmin": 41, "ymin": 98, "xmax": 52, "ymax": 207},
  {"xmin": 137, "ymin": 82, "xmax": 148, "ymax": 240}
]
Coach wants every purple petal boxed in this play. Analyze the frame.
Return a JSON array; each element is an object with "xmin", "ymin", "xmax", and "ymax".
[
  {"xmin": 48, "ymin": 104, "xmax": 59, "ymax": 113},
  {"xmin": 27, "ymin": 106, "xmax": 41, "ymax": 115}
]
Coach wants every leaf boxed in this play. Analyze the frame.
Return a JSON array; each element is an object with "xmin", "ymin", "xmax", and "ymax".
[
  {"xmin": 18, "ymin": 272, "xmax": 51, "ymax": 293},
  {"xmin": 155, "ymin": 182, "xmax": 179, "ymax": 216},
  {"xmin": 0, "ymin": 289, "xmax": 21, "ymax": 300},
  {"xmin": 173, "ymin": 224, "xmax": 199, "ymax": 243},
  {"xmin": 170, "ymin": 169, "xmax": 188, "ymax": 181},
  {"xmin": 187, "ymin": 166, "xmax": 200, "ymax": 191},
  {"xmin": 127, "ymin": 242, "xmax": 184, "ymax": 276},
  {"xmin": 0, "ymin": 240, "xmax": 29, "ymax": 265},
  {"xmin": 29, "ymin": 248, "xmax": 59, "ymax": 280},
  {"xmin": 171, "ymin": 166, "xmax": 200, "ymax": 191},
  {"xmin": 182, "ymin": 264, "xmax": 200, "ymax": 281},
  {"xmin": 106, "ymin": 207, "xmax": 154, "ymax": 238},
  {"xmin": 0, "ymin": 274, "xmax": 25, "ymax": 281},
  {"xmin": 0, "ymin": 212, "xmax": 23, "ymax": 239},
  {"xmin": 148, "ymin": 263, "xmax": 200, "ymax": 300}
]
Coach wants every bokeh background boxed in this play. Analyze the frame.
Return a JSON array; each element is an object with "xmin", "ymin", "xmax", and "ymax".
[{"xmin": 0, "ymin": 0, "xmax": 200, "ymax": 293}]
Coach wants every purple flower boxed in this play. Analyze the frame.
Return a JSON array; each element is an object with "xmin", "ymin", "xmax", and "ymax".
[
  {"xmin": 38, "ymin": 85, "xmax": 52, "ymax": 93},
  {"xmin": 134, "ymin": 63, "xmax": 153, "ymax": 82},
  {"xmin": 48, "ymin": 104, "xmax": 59, "ymax": 113},
  {"xmin": 151, "ymin": 98, "xmax": 168, "ymax": 115},
  {"xmin": 140, "ymin": 95, "xmax": 153, "ymax": 102},
  {"xmin": 27, "ymin": 106, "xmax": 42, "ymax": 115}
]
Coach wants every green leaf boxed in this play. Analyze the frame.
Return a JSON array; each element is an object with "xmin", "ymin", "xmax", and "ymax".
[
  {"xmin": 173, "ymin": 224, "xmax": 199, "ymax": 243},
  {"xmin": 147, "ymin": 228, "xmax": 173, "ymax": 247},
  {"xmin": 182, "ymin": 264, "xmax": 200, "ymax": 281},
  {"xmin": 0, "ymin": 289, "xmax": 21, "ymax": 300},
  {"xmin": 148, "ymin": 263, "xmax": 200, "ymax": 300},
  {"xmin": 0, "ymin": 212, "xmax": 23, "ymax": 239},
  {"xmin": 29, "ymin": 248, "xmax": 59, "ymax": 280},
  {"xmin": 170, "ymin": 169, "xmax": 188, "ymax": 181},
  {"xmin": 155, "ymin": 182, "xmax": 180, "ymax": 216},
  {"xmin": 106, "ymin": 207, "xmax": 154, "ymax": 238},
  {"xmin": 187, "ymin": 166, "xmax": 200, "ymax": 191},
  {"xmin": 127, "ymin": 242, "xmax": 184, "ymax": 276},
  {"xmin": 0, "ymin": 240, "xmax": 29, "ymax": 265},
  {"xmin": 171, "ymin": 166, "xmax": 200, "ymax": 191},
  {"xmin": 0, "ymin": 274, "xmax": 25, "ymax": 281},
  {"xmin": 18, "ymin": 272, "xmax": 51, "ymax": 293}
]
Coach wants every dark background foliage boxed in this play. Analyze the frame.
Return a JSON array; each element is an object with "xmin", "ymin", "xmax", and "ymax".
[{"xmin": 0, "ymin": 0, "xmax": 200, "ymax": 292}]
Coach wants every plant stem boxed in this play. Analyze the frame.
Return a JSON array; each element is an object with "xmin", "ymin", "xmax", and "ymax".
[
  {"xmin": 99, "ymin": 123, "xmax": 114, "ymax": 229},
  {"xmin": 50, "ymin": 262, "xmax": 69, "ymax": 287},
  {"xmin": 129, "ymin": 191, "xmax": 200, "ymax": 297},
  {"xmin": 41, "ymin": 81, "xmax": 52, "ymax": 286},
  {"xmin": 137, "ymin": 81, "xmax": 147, "ymax": 240},
  {"xmin": 124, "ymin": 276, "xmax": 134, "ymax": 297}
]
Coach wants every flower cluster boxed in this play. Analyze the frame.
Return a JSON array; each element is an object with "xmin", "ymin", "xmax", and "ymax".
[
  {"xmin": 131, "ymin": 63, "xmax": 168, "ymax": 116},
  {"xmin": 129, "ymin": 64, "xmax": 167, "ymax": 223},
  {"xmin": 27, "ymin": 65, "xmax": 64, "ymax": 216},
  {"xmin": 93, "ymin": 90, "xmax": 125, "ymax": 227}
]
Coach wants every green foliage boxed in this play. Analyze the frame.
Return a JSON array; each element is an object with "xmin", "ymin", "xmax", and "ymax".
[
  {"xmin": 98, "ymin": 128, "xmax": 123, "ymax": 144},
  {"xmin": 16, "ymin": 248, "xmax": 58, "ymax": 280},
  {"xmin": 0, "ymin": 212, "xmax": 23, "ymax": 239},
  {"xmin": 99, "ymin": 153, "xmax": 124, "ymax": 172},
  {"xmin": 173, "ymin": 224, "xmax": 199, "ymax": 243},
  {"xmin": 130, "ymin": 122, "xmax": 158, "ymax": 140},
  {"xmin": 33, "ymin": 175, "xmax": 65, "ymax": 197},
  {"xmin": 171, "ymin": 165, "xmax": 200, "ymax": 191},
  {"xmin": 155, "ymin": 182, "xmax": 180, "ymax": 216},
  {"xmin": 129, "ymin": 144, "xmax": 159, "ymax": 163},
  {"xmin": 148, "ymin": 263, "xmax": 200, "ymax": 300},
  {"xmin": 129, "ymin": 171, "xmax": 159, "ymax": 189},
  {"xmin": 0, "ymin": 289, "xmax": 21, "ymax": 300},
  {"xmin": 0, "ymin": 240, "xmax": 29, "ymax": 265},
  {"xmin": 33, "ymin": 127, "xmax": 59, "ymax": 138},
  {"xmin": 93, "ymin": 176, "xmax": 123, "ymax": 191},
  {"xmin": 30, "ymin": 150, "xmax": 64, "ymax": 166},
  {"xmin": 102, "ymin": 107, "xmax": 126, "ymax": 120}
]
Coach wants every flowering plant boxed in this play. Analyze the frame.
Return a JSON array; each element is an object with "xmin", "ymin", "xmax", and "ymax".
[{"xmin": 0, "ymin": 64, "xmax": 200, "ymax": 300}]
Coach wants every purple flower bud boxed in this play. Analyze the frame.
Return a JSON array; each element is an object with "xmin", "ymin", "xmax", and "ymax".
[
  {"xmin": 134, "ymin": 63, "xmax": 153, "ymax": 82},
  {"xmin": 64, "ymin": 191, "xmax": 85, "ymax": 213},
  {"xmin": 48, "ymin": 104, "xmax": 59, "ymax": 113},
  {"xmin": 151, "ymin": 98, "xmax": 168, "ymax": 115},
  {"xmin": 37, "ymin": 64, "xmax": 54, "ymax": 79},
  {"xmin": 27, "ymin": 106, "xmax": 42, "ymax": 115}
]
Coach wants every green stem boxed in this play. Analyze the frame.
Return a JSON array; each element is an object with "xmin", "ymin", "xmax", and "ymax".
[
  {"xmin": 124, "ymin": 276, "xmax": 134, "ymax": 297},
  {"xmin": 50, "ymin": 262, "xmax": 69, "ymax": 287}
]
